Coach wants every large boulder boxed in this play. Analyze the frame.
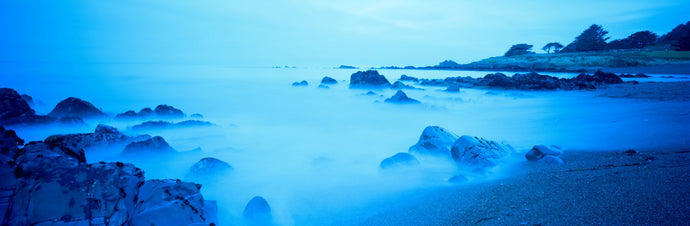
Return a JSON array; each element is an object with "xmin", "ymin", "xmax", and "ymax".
[
  {"xmin": 408, "ymin": 126, "xmax": 459, "ymax": 157},
  {"xmin": 399, "ymin": 74, "xmax": 419, "ymax": 82},
  {"xmin": 384, "ymin": 90, "xmax": 420, "ymax": 104},
  {"xmin": 349, "ymin": 70, "xmax": 391, "ymax": 88},
  {"xmin": 570, "ymin": 70, "xmax": 624, "ymax": 89},
  {"xmin": 479, "ymin": 73, "xmax": 517, "ymax": 89},
  {"xmin": 379, "ymin": 152, "xmax": 420, "ymax": 169},
  {"xmin": 511, "ymin": 72, "xmax": 567, "ymax": 90},
  {"xmin": 321, "ymin": 76, "xmax": 338, "ymax": 84},
  {"xmin": 525, "ymin": 145, "xmax": 563, "ymax": 162},
  {"xmin": 121, "ymin": 136, "xmax": 176, "ymax": 156},
  {"xmin": 450, "ymin": 135, "xmax": 512, "ymax": 169},
  {"xmin": 243, "ymin": 196, "xmax": 272, "ymax": 221},
  {"xmin": 154, "ymin": 104, "xmax": 184, "ymax": 118},
  {"xmin": 187, "ymin": 157, "xmax": 233, "ymax": 179},
  {"xmin": 131, "ymin": 179, "xmax": 216, "ymax": 225},
  {"xmin": 45, "ymin": 124, "xmax": 150, "ymax": 151},
  {"xmin": 0, "ymin": 88, "xmax": 34, "ymax": 120},
  {"xmin": 48, "ymin": 97, "xmax": 106, "ymax": 119}
]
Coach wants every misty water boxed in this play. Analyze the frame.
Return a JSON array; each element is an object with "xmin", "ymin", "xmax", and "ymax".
[{"xmin": 2, "ymin": 63, "xmax": 689, "ymax": 225}]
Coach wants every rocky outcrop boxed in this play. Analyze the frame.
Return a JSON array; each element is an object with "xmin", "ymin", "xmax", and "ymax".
[
  {"xmin": 292, "ymin": 80, "xmax": 308, "ymax": 86},
  {"xmin": 48, "ymin": 97, "xmax": 107, "ymax": 119},
  {"xmin": 399, "ymin": 74, "xmax": 419, "ymax": 82},
  {"xmin": 1, "ymin": 127, "xmax": 216, "ymax": 225},
  {"xmin": 131, "ymin": 120, "xmax": 213, "ymax": 130},
  {"xmin": 115, "ymin": 105, "xmax": 185, "ymax": 120},
  {"xmin": 477, "ymin": 73, "xmax": 517, "ymax": 89},
  {"xmin": 44, "ymin": 124, "xmax": 150, "ymax": 152},
  {"xmin": 187, "ymin": 157, "xmax": 233, "ymax": 179},
  {"xmin": 20, "ymin": 94, "xmax": 33, "ymax": 105},
  {"xmin": 525, "ymin": 145, "xmax": 564, "ymax": 164},
  {"xmin": 571, "ymin": 70, "xmax": 624, "ymax": 89},
  {"xmin": 0, "ymin": 88, "xmax": 65, "ymax": 126},
  {"xmin": 243, "ymin": 196, "xmax": 272, "ymax": 221},
  {"xmin": 408, "ymin": 126, "xmax": 459, "ymax": 157},
  {"xmin": 391, "ymin": 81, "xmax": 420, "ymax": 90},
  {"xmin": 511, "ymin": 72, "xmax": 570, "ymax": 90},
  {"xmin": 321, "ymin": 76, "xmax": 338, "ymax": 84},
  {"xmin": 384, "ymin": 90, "xmax": 420, "ymax": 104},
  {"xmin": 380, "ymin": 152, "xmax": 419, "ymax": 169},
  {"xmin": 619, "ymin": 73, "xmax": 650, "ymax": 78},
  {"xmin": 349, "ymin": 70, "xmax": 391, "ymax": 88},
  {"xmin": 450, "ymin": 135, "xmax": 512, "ymax": 169},
  {"xmin": 121, "ymin": 136, "xmax": 176, "ymax": 156}
]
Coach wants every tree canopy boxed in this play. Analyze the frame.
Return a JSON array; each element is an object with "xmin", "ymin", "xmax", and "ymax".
[
  {"xmin": 608, "ymin": 31, "xmax": 657, "ymax": 50},
  {"xmin": 658, "ymin": 21, "xmax": 690, "ymax": 51},
  {"xmin": 504, "ymin": 44, "xmax": 534, "ymax": 56},
  {"xmin": 542, "ymin": 42, "xmax": 564, "ymax": 53},
  {"xmin": 562, "ymin": 24, "xmax": 609, "ymax": 52}
]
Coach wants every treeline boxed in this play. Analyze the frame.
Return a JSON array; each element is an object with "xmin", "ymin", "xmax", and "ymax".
[{"xmin": 504, "ymin": 21, "xmax": 690, "ymax": 56}]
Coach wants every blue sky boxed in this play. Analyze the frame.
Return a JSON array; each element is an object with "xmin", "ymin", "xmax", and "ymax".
[{"xmin": 1, "ymin": 0, "xmax": 688, "ymax": 67}]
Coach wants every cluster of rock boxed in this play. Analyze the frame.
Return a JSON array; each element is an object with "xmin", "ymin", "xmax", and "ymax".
[
  {"xmin": 292, "ymin": 80, "xmax": 308, "ymax": 86},
  {"xmin": 380, "ymin": 126, "xmax": 514, "ymax": 175},
  {"xmin": 45, "ymin": 124, "xmax": 150, "ymax": 152},
  {"xmin": 415, "ymin": 70, "xmax": 624, "ymax": 90},
  {"xmin": 0, "ymin": 88, "xmax": 88, "ymax": 125},
  {"xmin": 525, "ymin": 145, "xmax": 564, "ymax": 164},
  {"xmin": 131, "ymin": 120, "xmax": 213, "ymax": 131},
  {"xmin": 0, "ymin": 126, "xmax": 217, "ymax": 225},
  {"xmin": 115, "ymin": 104, "xmax": 185, "ymax": 120},
  {"xmin": 349, "ymin": 70, "xmax": 391, "ymax": 88}
]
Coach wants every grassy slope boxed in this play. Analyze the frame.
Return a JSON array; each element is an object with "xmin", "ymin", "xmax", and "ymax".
[{"xmin": 463, "ymin": 51, "xmax": 690, "ymax": 71}]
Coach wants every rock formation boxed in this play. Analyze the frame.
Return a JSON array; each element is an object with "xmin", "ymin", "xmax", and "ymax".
[
  {"xmin": 384, "ymin": 90, "xmax": 420, "ymax": 104},
  {"xmin": 349, "ymin": 70, "xmax": 391, "ymax": 88},
  {"xmin": 48, "ymin": 97, "xmax": 107, "ymax": 119},
  {"xmin": 408, "ymin": 126, "xmax": 459, "ymax": 157}
]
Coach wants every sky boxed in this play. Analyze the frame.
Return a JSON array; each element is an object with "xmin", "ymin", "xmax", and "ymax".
[{"xmin": 0, "ymin": 0, "xmax": 689, "ymax": 67}]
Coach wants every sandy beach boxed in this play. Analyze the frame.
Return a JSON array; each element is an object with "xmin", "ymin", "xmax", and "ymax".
[{"xmin": 361, "ymin": 147, "xmax": 690, "ymax": 225}]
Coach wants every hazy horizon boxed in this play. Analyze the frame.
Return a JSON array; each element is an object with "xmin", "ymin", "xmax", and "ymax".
[{"xmin": 1, "ymin": 0, "xmax": 689, "ymax": 68}]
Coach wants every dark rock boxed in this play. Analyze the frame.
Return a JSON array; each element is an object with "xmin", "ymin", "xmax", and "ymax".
[
  {"xmin": 318, "ymin": 84, "xmax": 329, "ymax": 89},
  {"xmin": 121, "ymin": 136, "xmax": 176, "ymax": 155},
  {"xmin": 190, "ymin": 113, "xmax": 203, "ymax": 118},
  {"xmin": 292, "ymin": 80, "xmax": 308, "ymax": 86},
  {"xmin": 131, "ymin": 120, "xmax": 213, "ymax": 130},
  {"xmin": 384, "ymin": 90, "xmax": 420, "ymax": 104},
  {"xmin": 45, "ymin": 124, "xmax": 150, "ymax": 151},
  {"xmin": 408, "ymin": 126, "xmax": 459, "ymax": 157},
  {"xmin": 188, "ymin": 157, "xmax": 232, "ymax": 179},
  {"xmin": 244, "ymin": 196, "xmax": 272, "ymax": 220},
  {"xmin": 525, "ymin": 145, "xmax": 562, "ymax": 162},
  {"xmin": 132, "ymin": 179, "xmax": 216, "ymax": 225},
  {"xmin": 479, "ymin": 73, "xmax": 517, "ymax": 89},
  {"xmin": 623, "ymin": 149, "xmax": 638, "ymax": 155},
  {"xmin": 0, "ymin": 88, "xmax": 43, "ymax": 125},
  {"xmin": 154, "ymin": 104, "xmax": 184, "ymax": 118},
  {"xmin": 321, "ymin": 76, "xmax": 338, "ymax": 84},
  {"xmin": 138, "ymin": 107, "xmax": 154, "ymax": 117},
  {"xmin": 48, "ymin": 97, "xmax": 106, "ymax": 119},
  {"xmin": 570, "ymin": 70, "xmax": 623, "ymax": 89},
  {"xmin": 365, "ymin": 91, "xmax": 377, "ymax": 95},
  {"xmin": 336, "ymin": 65, "xmax": 358, "ymax": 69},
  {"xmin": 380, "ymin": 152, "xmax": 420, "ymax": 169},
  {"xmin": 450, "ymin": 135, "xmax": 512, "ymax": 169},
  {"xmin": 399, "ymin": 74, "xmax": 419, "ymax": 82},
  {"xmin": 391, "ymin": 81, "xmax": 419, "ymax": 90},
  {"xmin": 20, "ymin": 94, "xmax": 33, "ymax": 105},
  {"xmin": 445, "ymin": 85, "xmax": 461, "ymax": 92},
  {"xmin": 511, "ymin": 72, "xmax": 567, "ymax": 90},
  {"xmin": 619, "ymin": 73, "xmax": 651, "ymax": 78},
  {"xmin": 537, "ymin": 155, "xmax": 564, "ymax": 164},
  {"xmin": 115, "ymin": 110, "xmax": 138, "ymax": 119},
  {"xmin": 349, "ymin": 70, "xmax": 391, "ymax": 88}
]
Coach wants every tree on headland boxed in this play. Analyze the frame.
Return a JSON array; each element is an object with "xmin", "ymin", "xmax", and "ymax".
[
  {"xmin": 658, "ymin": 21, "xmax": 690, "ymax": 51},
  {"xmin": 542, "ymin": 42, "xmax": 564, "ymax": 53},
  {"xmin": 608, "ymin": 31, "xmax": 657, "ymax": 50},
  {"xmin": 504, "ymin": 44, "xmax": 534, "ymax": 56},
  {"xmin": 562, "ymin": 24, "xmax": 609, "ymax": 52}
]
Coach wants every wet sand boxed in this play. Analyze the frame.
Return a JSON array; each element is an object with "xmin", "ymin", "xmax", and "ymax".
[
  {"xmin": 361, "ymin": 148, "xmax": 690, "ymax": 225},
  {"xmin": 596, "ymin": 81, "xmax": 690, "ymax": 101}
]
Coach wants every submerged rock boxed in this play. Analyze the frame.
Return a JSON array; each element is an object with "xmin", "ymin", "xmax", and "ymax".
[
  {"xmin": 190, "ymin": 113, "xmax": 204, "ymax": 118},
  {"xmin": 244, "ymin": 196, "xmax": 272, "ymax": 221},
  {"xmin": 321, "ymin": 76, "xmax": 338, "ymax": 84},
  {"xmin": 115, "ymin": 105, "xmax": 185, "ymax": 120},
  {"xmin": 391, "ymin": 81, "xmax": 419, "ymax": 90},
  {"xmin": 445, "ymin": 84, "xmax": 461, "ymax": 92},
  {"xmin": 349, "ymin": 70, "xmax": 391, "ymax": 88},
  {"xmin": 131, "ymin": 120, "xmax": 213, "ymax": 130},
  {"xmin": 292, "ymin": 80, "xmax": 308, "ymax": 86},
  {"xmin": 619, "ymin": 73, "xmax": 650, "ymax": 78},
  {"xmin": 318, "ymin": 84, "xmax": 330, "ymax": 89},
  {"xmin": 450, "ymin": 135, "xmax": 512, "ymax": 169},
  {"xmin": 380, "ymin": 152, "xmax": 420, "ymax": 169},
  {"xmin": 409, "ymin": 126, "xmax": 459, "ymax": 157},
  {"xmin": 154, "ymin": 104, "xmax": 184, "ymax": 118},
  {"xmin": 121, "ymin": 136, "xmax": 176, "ymax": 155},
  {"xmin": 525, "ymin": 145, "xmax": 563, "ymax": 162},
  {"xmin": 399, "ymin": 74, "xmax": 419, "ymax": 82},
  {"xmin": 188, "ymin": 157, "xmax": 233, "ymax": 178},
  {"xmin": 48, "ymin": 97, "xmax": 106, "ymax": 119},
  {"xmin": 384, "ymin": 90, "xmax": 421, "ymax": 104},
  {"xmin": 45, "ymin": 124, "xmax": 150, "ymax": 151}
]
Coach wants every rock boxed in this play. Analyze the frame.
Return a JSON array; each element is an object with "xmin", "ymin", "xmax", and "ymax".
[
  {"xmin": 408, "ymin": 126, "xmax": 459, "ymax": 156},
  {"xmin": 138, "ymin": 107, "xmax": 154, "ymax": 117},
  {"xmin": 380, "ymin": 152, "xmax": 420, "ymax": 169},
  {"xmin": 187, "ymin": 157, "xmax": 233, "ymax": 179},
  {"xmin": 619, "ymin": 73, "xmax": 650, "ymax": 78},
  {"xmin": 244, "ymin": 196, "xmax": 272, "ymax": 220},
  {"xmin": 445, "ymin": 85, "xmax": 461, "ymax": 92},
  {"xmin": 115, "ymin": 110, "xmax": 138, "ymax": 119},
  {"xmin": 20, "ymin": 94, "xmax": 33, "ymax": 105},
  {"xmin": 190, "ymin": 113, "xmax": 204, "ymax": 118},
  {"xmin": 570, "ymin": 70, "xmax": 623, "ymax": 89},
  {"xmin": 384, "ymin": 90, "xmax": 420, "ymax": 104},
  {"xmin": 511, "ymin": 72, "xmax": 568, "ymax": 90},
  {"xmin": 525, "ymin": 145, "xmax": 562, "ymax": 161},
  {"xmin": 321, "ymin": 76, "xmax": 338, "ymax": 84},
  {"xmin": 365, "ymin": 91, "xmax": 377, "ymax": 95},
  {"xmin": 391, "ymin": 81, "xmax": 419, "ymax": 90},
  {"xmin": 336, "ymin": 65, "xmax": 358, "ymax": 69},
  {"xmin": 448, "ymin": 175, "xmax": 468, "ymax": 184},
  {"xmin": 537, "ymin": 155, "xmax": 564, "ymax": 164},
  {"xmin": 154, "ymin": 104, "xmax": 184, "ymax": 118},
  {"xmin": 121, "ymin": 136, "xmax": 176, "ymax": 156},
  {"xmin": 349, "ymin": 70, "xmax": 391, "ymax": 88},
  {"xmin": 479, "ymin": 73, "xmax": 517, "ymax": 89},
  {"xmin": 48, "ymin": 97, "xmax": 106, "ymax": 119},
  {"xmin": 318, "ymin": 84, "xmax": 330, "ymax": 89},
  {"xmin": 0, "ymin": 88, "xmax": 61, "ymax": 125},
  {"xmin": 450, "ymin": 135, "xmax": 512, "ymax": 169},
  {"xmin": 45, "ymin": 124, "xmax": 150, "ymax": 151},
  {"xmin": 399, "ymin": 74, "xmax": 419, "ymax": 82},
  {"xmin": 131, "ymin": 120, "xmax": 213, "ymax": 130},
  {"xmin": 131, "ymin": 179, "xmax": 216, "ymax": 226},
  {"xmin": 1, "ymin": 128, "xmax": 216, "ymax": 225},
  {"xmin": 292, "ymin": 80, "xmax": 308, "ymax": 86}
]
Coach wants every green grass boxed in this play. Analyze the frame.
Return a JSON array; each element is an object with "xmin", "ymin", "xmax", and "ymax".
[{"xmin": 464, "ymin": 51, "xmax": 690, "ymax": 70}]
